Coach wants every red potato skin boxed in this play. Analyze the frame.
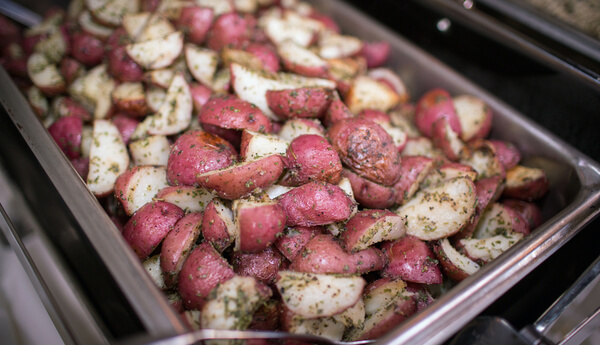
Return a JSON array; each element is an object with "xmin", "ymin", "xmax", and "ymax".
[
  {"xmin": 122, "ymin": 201, "xmax": 185, "ymax": 259},
  {"xmin": 308, "ymin": 11, "xmax": 340, "ymax": 33},
  {"xmin": 202, "ymin": 124, "xmax": 242, "ymax": 150},
  {"xmin": 232, "ymin": 247, "xmax": 285, "ymax": 285},
  {"xmin": 358, "ymin": 109, "xmax": 392, "ymax": 126},
  {"xmin": 201, "ymin": 200, "xmax": 232, "ymax": 253},
  {"xmin": 71, "ymin": 157, "xmax": 89, "ymax": 181},
  {"xmin": 322, "ymin": 96, "xmax": 354, "ymax": 128},
  {"xmin": 489, "ymin": 140, "xmax": 521, "ymax": 171},
  {"xmin": 282, "ymin": 134, "xmax": 342, "ymax": 186},
  {"xmin": 341, "ymin": 209, "xmax": 400, "ymax": 252},
  {"xmin": 178, "ymin": 6, "xmax": 214, "ymax": 45},
  {"xmin": 207, "ymin": 12, "xmax": 256, "ymax": 51},
  {"xmin": 237, "ymin": 202, "xmax": 287, "ymax": 253},
  {"xmin": 343, "ymin": 168, "xmax": 396, "ymax": 209},
  {"xmin": 502, "ymin": 199, "xmax": 544, "ymax": 230},
  {"xmin": 113, "ymin": 90, "xmax": 149, "ymax": 117},
  {"xmin": 289, "ymin": 234, "xmax": 386, "ymax": 274},
  {"xmin": 356, "ymin": 297, "xmax": 417, "ymax": 341},
  {"xmin": 197, "ymin": 154, "xmax": 284, "ymax": 200},
  {"xmin": 48, "ymin": 115, "xmax": 83, "ymax": 160},
  {"xmin": 393, "ymin": 155, "xmax": 434, "ymax": 205},
  {"xmin": 167, "ymin": 130, "xmax": 238, "ymax": 186},
  {"xmin": 454, "ymin": 175, "xmax": 504, "ymax": 239},
  {"xmin": 503, "ymin": 167, "xmax": 549, "ymax": 202},
  {"xmin": 190, "ymin": 83, "xmax": 213, "ymax": 113},
  {"xmin": 249, "ymin": 299, "xmax": 281, "ymax": 331},
  {"xmin": 106, "ymin": 28, "xmax": 143, "ymax": 83},
  {"xmin": 178, "ymin": 242, "xmax": 235, "ymax": 310},
  {"xmin": 406, "ymin": 282, "xmax": 435, "ymax": 312},
  {"xmin": 112, "ymin": 113, "xmax": 140, "ymax": 144},
  {"xmin": 60, "ymin": 57, "xmax": 84, "ymax": 85},
  {"xmin": 245, "ymin": 43, "xmax": 280, "ymax": 73},
  {"xmin": 275, "ymin": 226, "xmax": 323, "ymax": 261},
  {"xmin": 55, "ymin": 97, "xmax": 92, "ymax": 121},
  {"xmin": 277, "ymin": 181, "xmax": 355, "ymax": 227},
  {"xmin": 359, "ymin": 41, "xmax": 391, "ymax": 69},
  {"xmin": 504, "ymin": 206, "xmax": 531, "ymax": 236},
  {"xmin": 199, "ymin": 95, "xmax": 273, "ymax": 133},
  {"xmin": 381, "ymin": 236, "xmax": 443, "ymax": 284},
  {"xmin": 70, "ymin": 31, "xmax": 104, "ymax": 67},
  {"xmin": 328, "ymin": 118, "xmax": 401, "ymax": 186},
  {"xmin": 432, "ymin": 240, "xmax": 470, "ymax": 282},
  {"xmin": 415, "ymin": 88, "xmax": 462, "ymax": 138},
  {"xmin": 431, "ymin": 117, "xmax": 463, "ymax": 161},
  {"xmin": 23, "ymin": 34, "xmax": 47, "ymax": 56},
  {"xmin": 266, "ymin": 87, "xmax": 333, "ymax": 120},
  {"xmin": 161, "ymin": 212, "xmax": 203, "ymax": 288}
]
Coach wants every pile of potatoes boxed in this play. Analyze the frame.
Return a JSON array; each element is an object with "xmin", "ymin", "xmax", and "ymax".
[{"xmin": 0, "ymin": 0, "xmax": 549, "ymax": 341}]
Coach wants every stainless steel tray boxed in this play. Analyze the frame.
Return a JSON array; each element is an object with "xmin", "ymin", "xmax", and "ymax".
[{"xmin": 1, "ymin": 0, "xmax": 600, "ymax": 344}]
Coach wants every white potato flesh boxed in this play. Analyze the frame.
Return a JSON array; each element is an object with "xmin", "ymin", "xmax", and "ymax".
[
  {"xmin": 119, "ymin": 166, "xmax": 169, "ymax": 215},
  {"xmin": 112, "ymin": 81, "xmax": 146, "ymax": 107},
  {"xmin": 460, "ymin": 231, "xmax": 524, "ymax": 262},
  {"xmin": 395, "ymin": 177, "xmax": 477, "ymax": 241},
  {"xmin": 27, "ymin": 87, "xmax": 49, "ymax": 116},
  {"xmin": 158, "ymin": 186, "xmax": 216, "ymax": 213},
  {"xmin": 278, "ymin": 41, "xmax": 328, "ymax": 71},
  {"xmin": 401, "ymin": 137, "xmax": 443, "ymax": 159},
  {"xmin": 126, "ymin": 31, "xmax": 184, "ymax": 70},
  {"xmin": 80, "ymin": 126, "xmax": 93, "ymax": 158},
  {"xmin": 459, "ymin": 147, "xmax": 503, "ymax": 180},
  {"xmin": 265, "ymin": 184, "xmax": 294, "ymax": 199},
  {"xmin": 146, "ymin": 74, "xmax": 192, "ymax": 135},
  {"xmin": 92, "ymin": 0, "xmax": 140, "ymax": 27},
  {"xmin": 145, "ymin": 69, "xmax": 174, "ymax": 88},
  {"xmin": 287, "ymin": 315, "xmax": 346, "ymax": 341},
  {"xmin": 87, "ymin": 119, "xmax": 130, "ymax": 196},
  {"xmin": 200, "ymin": 276, "xmax": 270, "ymax": 330},
  {"xmin": 145, "ymin": 86, "xmax": 167, "ymax": 112},
  {"xmin": 440, "ymin": 238, "xmax": 480, "ymax": 275},
  {"xmin": 85, "ymin": 0, "xmax": 108, "ymax": 12},
  {"xmin": 346, "ymin": 75, "xmax": 400, "ymax": 114},
  {"xmin": 368, "ymin": 68, "xmax": 410, "ymax": 102},
  {"xmin": 35, "ymin": 28, "xmax": 67, "ymax": 64},
  {"xmin": 473, "ymin": 203, "xmax": 518, "ymax": 238},
  {"xmin": 142, "ymin": 255, "xmax": 166, "ymax": 290},
  {"xmin": 137, "ymin": 14, "xmax": 176, "ymax": 43},
  {"xmin": 123, "ymin": 12, "xmax": 151, "ymax": 40},
  {"xmin": 261, "ymin": 16, "xmax": 316, "ymax": 48},
  {"xmin": 129, "ymin": 135, "xmax": 171, "ymax": 166},
  {"xmin": 363, "ymin": 279, "xmax": 407, "ymax": 316},
  {"xmin": 185, "ymin": 44, "xmax": 218, "ymax": 86},
  {"xmin": 276, "ymin": 270, "xmax": 365, "ymax": 319},
  {"xmin": 505, "ymin": 165, "xmax": 546, "ymax": 189},
  {"xmin": 25, "ymin": 11, "xmax": 63, "ymax": 37},
  {"xmin": 326, "ymin": 177, "xmax": 358, "ymax": 237},
  {"xmin": 350, "ymin": 214, "xmax": 406, "ymax": 252},
  {"xmin": 241, "ymin": 130, "xmax": 289, "ymax": 161},
  {"xmin": 381, "ymin": 123, "xmax": 408, "ymax": 149},
  {"xmin": 84, "ymin": 65, "xmax": 117, "ymax": 119},
  {"xmin": 78, "ymin": 10, "xmax": 114, "ymax": 39},
  {"xmin": 212, "ymin": 199, "xmax": 237, "ymax": 238},
  {"xmin": 27, "ymin": 53, "xmax": 65, "ymax": 92},
  {"xmin": 277, "ymin": 119, "xmax": 324, "ymax": 142},
  {"xmin": 333, "ymin": 298, "xmax": 365, "ymax": 328},
  {"xmin": 232, "ymin": 0, "xmax": 258, "ymax": 13},
  {"xmin": 318, "ymin": 31, "xmax": 363, "ymax": 59},
  {"xmin": 196, "ymin": 0, "xmax": 234, "ymax": 16},
  {"xmin": 454, "ymin": 95, "xmax": 489, "ymax": 142}
]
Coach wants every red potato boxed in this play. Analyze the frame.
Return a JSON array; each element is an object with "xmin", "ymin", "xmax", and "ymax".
[
  {"xmin": 328, "ymin": 117, "xmax": 401, "ymax": 186},
  {"xmin": 112, "ymin": 113, "xmax": 140, "ymax": 144},
  {"xmin": 59, "ymin": 57, "xmax": 85, "ymax": 85},
  {"xmin": 207, "ymin": 12, "xmax": 256, "ymax": 51},
  {"xmin": 53, "ymin": 97, "xmax": 92, "ymax": 121},
  {"xmin": 260, "ymin": 11, "xmax": 321, "ymax": 48},
  {"xmin": 502, "ymin": 199, "xmax": 544, "ymax": 230},
  {"xmin": 266, "ymin": 87, "xmax": 333, "ymax": 119},
  {"xmin": 114, "ymin": 165, "xmax": 169, "ymax": 216},
  {"xmin": 278, "ymin": 41, "xmax": 329, "ymax": 78},
  {"xmin": 395, "ymin": 177, "xmax": 477, "ymax": 241},
  {"xmin": 359, "ymin": 41, "xmax": 391, "ymax": 68},
  {"xmin": 406, "ymin": 282, "xmax": 435, "ymax": 312},
  {"xmin": 129, "ymin": 134, "xmax": 170, "ymax": 166},
  {"xmin": 78, "ymin": 10, "xmax": 115, "ymax": 40},
  {"xmin": 245, "ymin": 43, "xmax": 280, "ymax": 73},
  {"xmin": 146, "ymin": 74, "xmax": 192, "ymax": 135},
  {"xmin": 221, "ymin": 46, "xmax": 266, "ymax": 72},
  {"xmin": 232, "ymin": 246, "xmax": 285, "ymax": 285},
  {"xmin": 343, "ymin": 168, "xmax": 397, "ymax": 209},
  {"xmin": 249, "ymin": 299, "xmax": 281, "ymax": 331},
  {"xmin": 322, "ymin": 94, "xmax": 354, "ymax": 127},
  {"xmin": 71, "ymin": 157, "xmax": 90, "ymax": 180},
  {"xmin": 453, "ymin": 94, "xmax": 493, "ymax": 142},
  {"xmin": 239, "ymin": 130, "xmax": 288, "ymax": 162},
  {"xmin": 122, "ymin": 201, "xmax": 185, "ymax": 259},
  {"xmin": 459, "ymin": 139, "xmax": 505, "ymax": 180},
  {"xmin": 345, "ymin": 75, "xmax": 401, "ymax": 114},
  {"xmin": 401, "ymin": 136, "xmax": 444, "ymax": 159},
  {"xmin": 112, "ymin": 82, "xmax": 149, "ymax": 117},
  {"xmin": 415, "ymin": 88, "xmax": 462, "ymax": 138},
  {"xmin": 143, "ymin": 68, "xmax": 175, "ymax": 89},
  {"xmin": 368, "ymin": 68, "xmax": 410, "ymax": 105},
  {"xmin": 27, "ymin": 52, "xmax": 65, "ymax": 96},
  {"xmin": 167, "ymin": 129, "xmax": 238, "ymax": 186},
  {"xmin": 199, "ymin": 94, "xmax": 273, "ymax": 133},
  {"xmin": 341, "ymin": 209, "xmax": 406, "ymax": 252},
  {"xmin": 202, "ymin": 124, "xmax": 242, "ymax": 149},
  {"xmin": 458, "ymin": 230, "xmax": 525, "ymax": 265},
  {"xmin": 70, "ymin": 31, "xmax": 104, "ymax": 67},
  {"xmin": 280, "ymin": 307, "xmax": 347, "ymax": 341},
  {"xmin": 282, "ymin": 134, "xmax": 342, "ymax": 186},
  {"xmin": 0, "ymin": 14, "xmax": 21, "ymax": 50},
  {"xmin": 178, "ymin": 242, "xmax": 235, "ymax": 310},
  {"xmin": 189, "ymin": 83, "xmax": 213, "ymax": 112},
  {"xmin": 317, "ymin": 31, "xmax": 363, "ymax": 60},
  {"xmin": 161, "ymin": 212, "xmax": 203, "ymax": 288},
  {"xmin": 326, "ymin": 56, "xmax": 366, "ymax": 98},
  {"xmin": 80, "ymin": 64, "xmax": 117, "ymax": 120},
  {"xmin": 278, "ymin": 181, "xmax": 355, "ymax": 227},
  {"xmin": 472, "ymin": 202, "xmax": 530, "ymax": 238},
  {"xmin": 289, "ymin": 234, "xmax": 386, "ymax": 275},
  {"xmin": 503, "ymin": 165, "xmax": 549, "ymax": 201},
  {"xmin": 454, "ymin": 175, "xmax": 505, "ymax": 239},
  {"xmin": 197, "ymin": 154, "xmax": 284, "ymax": 200},
  {"xmin": 277, "ymin": 118, "xmax": 325, "ymax": 141},
  {"xmin": 48, "ymin": 116, "xmax": 83, "ymax": 159},
  {"xmin": 201, "ymin": 198, "xmax": 235, "ymax": 253},
  {"xmin": 433, "ymin": 238, "xmax": 481, "ymax": 282},
  {"xmin": 489, "ymin": 140, "xmax": 521, "ymax": 171},
  {"xmin": 275, "ymin": 226, "xmax": 323, "ymax": 261},
  {"xmin": 89, "ymin": 0, "xmax": 139, "ymax": 27},
  {"xmin": 126, "ymin": 31, "xmax": 184, "ymax": 70},
  {"xmin": 185, "ymin": 43, "xmax": 218, "ymax": 87},
  {"xmin": 26, "ymin": 87, "xmax": 48, "ymax": 118},
  {"xmin": 234, "ymin": 198, "xmax": 287, "ymax": 253},
  {"xmin": 393, "ymin": 155, "xmax": 435, "ymax": 205},
  {"xmin": 362, "ymin": 278, "xmax": 406, "ymax": 316},
  {"xmin": 422, "ymin": 162, "xmax": 478, "ymax": 189},
  {"xmin": 431, "ymin": 116, "xmax": 465, "ymax": 161},
  {"xmin": 381, "ymin": 236, "xmax": 443, "ymax": 284},
  {"xmin": 177, "ymin": 6, "xmax": 214, "ymax": 45},
  {"xmin": 107, "ymin": 45, "xmax": 144, "ymax": 82},
  {"xmin": 276, "ymin": 270, "xmax": 366, "ymax": 319},
  {"xmin": 156, "ymin": 185, "xmax": 215, "ymax": 214}
]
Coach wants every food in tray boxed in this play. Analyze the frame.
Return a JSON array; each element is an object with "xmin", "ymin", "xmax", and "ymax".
[{"xmin": 0, "ymin": 0, "xmax": 550, "ymax": 341}]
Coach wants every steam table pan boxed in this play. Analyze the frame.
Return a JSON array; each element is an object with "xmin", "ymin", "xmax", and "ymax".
[{"xmin": 1, "ymin": 0, "xmax": 600, "ymax": 344}]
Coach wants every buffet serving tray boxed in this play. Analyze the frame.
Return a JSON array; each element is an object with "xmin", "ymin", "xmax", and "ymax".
[{"xmin": 1, "ymin": 0, "xmax": 600, "ymax": 344}]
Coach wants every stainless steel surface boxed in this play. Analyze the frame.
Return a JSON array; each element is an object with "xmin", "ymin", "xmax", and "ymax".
[
  {"xmin": 1, "ymin": 0, "xmax": 600, "ymax": 344},
  {"xmin": 0, "ymin": 0, "xmax": 41, "ymax": 27},
  {"xmin": 118, "ymin": 329, "xmax": 375, "ymax": 345},
  {"xmin": 418, "ymin": 0, "xmax": 600, "ymax": 91}
]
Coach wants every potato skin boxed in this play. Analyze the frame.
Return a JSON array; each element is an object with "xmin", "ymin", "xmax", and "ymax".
[
  {"xmin": 178, "ymin": 242, "xmax": 235, "ymax": 310},
  {"xmin": 232, "ymin": 247, "xmax": 285, "ymax": 285},
  {"xmin": 199, "ymin": 95, "xmax": 273, "ymax": 133},
  {"xmin": 122, "ymin": 201, "xmax": 185, "ymax": 259},
  {"xmin": 381, "ymin": 236, "xmax": 443, "ymax": 284},
  {"xmin": 201, "ymin": 200, "xmax": 233, "ymax": 253},
  {"xmin": 177, "ymin": 6, "xmax": 214, "ymax": 45},
  {"xmin": 266, "ymin": 87, "xmax": 333, "ymax": 119},
  {"xmin": 502, "ymin": 199, "xmax": 543, "ymax": 230},
  {"xmin": 106, "ymin": 28, "xmax": 143, "ymax": 83},
  {"xmin": 206, "ymin": 12, "xmax": 256, "ymax": 51},
  {"xmin": 328, "ymin": 118, "xmax": 401, "ymax": 186},
  {"xmin": 489, "ymin": 140, "xmax": 521, "ymax": 171},
  {"xmin": 70, "ymin": 31, "xmax": 104, "ymax": 67},
  {"xmin": 415, "ymin": 88, "xmax": 462, "ymax": 138},
  {"xmin": 167, "ymin": 130, "xmax": 238, "ymax": 186},
  {"xmin": 393, "ymin": 155, "xmax": 434, "ymax": 205},
  {"xmin": 343, "ymin": 168, "xmax": 397, "ymax": 209},
  {"xmin": 275, "ymin": 226, "xmax": 323, "ymax": 261},
  {"xmin": 359, "ymin": 41, "xmax": 391, "ymax": 69},
  {"xmin": 283, "ymin": 134, "xmax": 342, "ymax": 186},
  {"xmin": 161, "ymin": 212, "xmax": 203, "ymax": 288},
  {"xmin": 278, "ymin": 181, "xmax": 355, "ymax": 227},
  {"xmin": 236, "ymin": 200, "xmax": 287, "ymax": 253},
  {"xmin": 48, "ymin": 115, "xmax": 82, "ymax": 159}
]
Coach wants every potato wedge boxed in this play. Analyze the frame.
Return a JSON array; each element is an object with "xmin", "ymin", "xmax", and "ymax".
[
  {"xmin": 146, "ymin": 73, "xmax": 192, "ymax": 135},
  {"xmin": 341, "ymin": 209, "xmax": 405, "ymax": 252},
  {"xmin": 381, "ymin": 235, "xmax": 443, "ymax": 284},
  {"xmin": 114, "ymin": 165, "xmax": 169, "ymax": 216},
  {"xmin": 156, "ymin": 185, "xmax": 216, "ymax": 214},
  {"xmin": 503, "ymin": 165, "xmax": 549, "ymax": 201},
  {"xmin": 233, "ymin": 198, "xmax": 286, "ymax": 253},
  {"xmin": 433, "ymin": 238, "xmax": 481, "ymax": 282},
  {"xmin": 161, "ymin": 212, "xmax": 203, "ymax": 288},
  {"xmin": 126, "ymin": 31, "xmax": 183, "ymax": 70},
  {"xmin": 202, "ymin": 198, "xmax": 236, "ymax": 253}
]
